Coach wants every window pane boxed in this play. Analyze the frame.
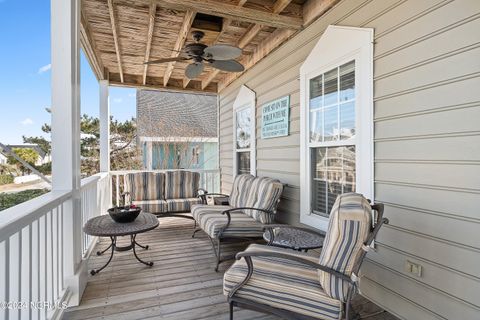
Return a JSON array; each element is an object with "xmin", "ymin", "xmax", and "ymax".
[
  {"xmin": 310, "ymin": 74, "xmax": 323, "ymax": 100},
  {"xmin": 309, "ymin": 111, "xmax": 323, "ymax": 142},
  {"xmin": 323, "ymin": 68, "xmax": 338, "ymax": 106},
  {"xmin": 311, "ymin": 146, "xmax": 356, "ymax": 216},
  {"xmin": 339, "ymin": 61, "xmax": 355, "ymax": 102},
  {"xmin": 237, "ymin": 152, "xmax": 251, "ymax": 175},
  {"xmin": 236, "ymin": 108, "xmax": 251, "ymax": 149},
  {"xmin": 323, "ymin": 105, "xmax": 338, "ymax": 141},
  {"xmin": 340, "ymin": 101, "xmax": 355, "ymax": 140}
]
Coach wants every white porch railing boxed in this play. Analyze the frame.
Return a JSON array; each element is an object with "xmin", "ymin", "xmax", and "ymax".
[
  {"xmin": 0, "ymin": 172, "xmax": 111, "ymax": 320},
  {"xmin": 0, "ymin": 169, "xmax": 218, "ymax": 319},
  {"xmin": 80, "ymin": 172, "xmax": 110, "ymax": 257},
  {"xmin": 110, "ymin": 169, "xmax": 220, "ymax": 206},
  {"xmin": 0, "ymin": 190, "xmax": 71, "ymax": 320}
]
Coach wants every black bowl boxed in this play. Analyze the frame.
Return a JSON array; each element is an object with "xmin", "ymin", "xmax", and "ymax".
[{"xmin": 108, "ymin": 206, "xmax": 141, "ymax": 223}]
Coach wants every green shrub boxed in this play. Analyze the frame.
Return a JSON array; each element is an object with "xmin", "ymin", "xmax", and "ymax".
[
  {"xmin": 0, "ymin": 189, "xmax": 49, "ymax": 211},
  {"xmin": 0, "ymin": 174, "xmax": 14, "ymax": 185},
  {"xmin": 35, "ymin": 162, "xmax": 52, "ymax": 175}
]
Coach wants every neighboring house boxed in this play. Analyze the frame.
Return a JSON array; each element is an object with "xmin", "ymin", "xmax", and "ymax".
[
  {"xmin": 0, "ymin": 153, "xmax": 7, "ymax": 165},
  {"xmin": 136, "ymin": 90, "xmax": 218, "ymax": 170},
  {"xmin": 6, "ymin": 144, "xmax": 51, "ymax": 166}
]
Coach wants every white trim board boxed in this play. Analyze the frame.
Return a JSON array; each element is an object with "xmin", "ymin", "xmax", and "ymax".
[
  {"xmin": 232, "ymin": 85, "xmax": 256, "ymax": 177},
  {"xmin": 299, "ymin": 25, "xmax": 374, "ymax": 231}
]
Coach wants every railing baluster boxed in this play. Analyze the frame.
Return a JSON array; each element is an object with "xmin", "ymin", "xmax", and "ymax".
[
  {"xmin": 115, "ymin": 175, "xmax": 120, "ymax": 206},
  {"xmin": 59, "ymin": 203, "xmax": 64, "ymax": 294},
  {"xmin": 28, "ymin": 223, "xmax": 33, "ymax": 320},
  {"xmin": 20, "ymin": 226, "xmax": 31, "ymax": 320},
  {"xmin": 42, "ymin": 214, "xmax": 47, "ymax": 320},
  {"xmin": 8, "ymin": 233, "xmax": 21, "ymax": 320},
  {"xmin": 52, "ymin": 208, "xmax": 58, "ymax": 303},
  {"xmin": 1, "ymin": 238, "xmax": 9, "ymax": 320},
  {"xmin": 36, "ymin": 219, "xmax": 41, "ymax": 320}
]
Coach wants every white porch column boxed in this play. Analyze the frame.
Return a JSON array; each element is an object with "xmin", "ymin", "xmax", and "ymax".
[
  {"xmin": 51, "ymin": 0, "xmax": 84, "ymax": 306},
  {"xmin": 99, "ymin": 80, "xmax": 110, "ymax": 172}
]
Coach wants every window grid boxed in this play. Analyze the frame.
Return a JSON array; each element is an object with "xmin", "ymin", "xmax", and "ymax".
[{"xmin": 308, "ymin": 61, "xmax": 356, "ymax": 216}]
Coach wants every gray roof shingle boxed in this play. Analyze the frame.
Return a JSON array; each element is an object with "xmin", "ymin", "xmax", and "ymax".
[{"xmin": 136, "ymin": 90, "xmax": 217, "ymax": 138}]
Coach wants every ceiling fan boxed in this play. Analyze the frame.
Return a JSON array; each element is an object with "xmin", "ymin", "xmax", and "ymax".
[{"xmin": 144, "ymin": 31, "xmax": 245, "ymax": 79}]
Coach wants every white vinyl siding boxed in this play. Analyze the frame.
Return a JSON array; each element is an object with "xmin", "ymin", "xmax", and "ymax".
[{"xmin": 218, "ymin": 0, "xmax": 480, "ymax": 319}]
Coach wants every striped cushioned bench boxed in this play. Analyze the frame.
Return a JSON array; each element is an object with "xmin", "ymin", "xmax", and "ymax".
[{"xmin": 123, "ymin": 171, "xmax": 202, "ymax": 217}]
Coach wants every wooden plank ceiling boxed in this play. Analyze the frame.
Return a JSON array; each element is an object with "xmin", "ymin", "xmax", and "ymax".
[{"xmin": 81, "ymin": 0, "xmax": 338, "ymax": 93}]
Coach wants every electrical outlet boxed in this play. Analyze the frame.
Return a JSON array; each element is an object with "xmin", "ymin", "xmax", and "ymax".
[{"xmin": 405, "ymin": 260, "xmax": 422, "ymax": 277}]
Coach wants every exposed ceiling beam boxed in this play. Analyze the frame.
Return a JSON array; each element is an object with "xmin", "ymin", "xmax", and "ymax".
[
  {"xmin": 109, "ymin": 73, "xmax": 217, "ymax": 94},
  {"xmin": 163, "ymin": 10, "xmax": 196, "ymax": 87},
  {"xmin": 143, "ymin": 1, "xmax": 157, "ymax": 85},
  {"xmin": 202, "ymin": 0, "xmax": 293, "ymax": 90},
  {"xmin": 107, "ymin": 0, "xmax": 124, "ymax": 83},
  {"xmin": 303, "ymin": 0, "xmax": 340, "ymax": 25},
  {"xmin": 80, "ymin": 11, "xmax": 105, "ymax": 80},
  {"xmin": 156, "ymin": 0, "xmax": 303, "ymax": 29},
  {"xmin": 219, "ymin": 28, "xmax": 294, "ymax": 91},
  {"xmin": 272, "ymin": 0, "xmax": 294, "ymax": 14}
]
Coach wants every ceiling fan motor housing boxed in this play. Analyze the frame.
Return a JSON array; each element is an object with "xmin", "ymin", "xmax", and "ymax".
[
  {"xmin": 191, "ymin": 30, "xmax": 205, "ymax": 42},
  {"xmin": 185, "ymin": 43, "xmax": 208, "ymax": 61}
]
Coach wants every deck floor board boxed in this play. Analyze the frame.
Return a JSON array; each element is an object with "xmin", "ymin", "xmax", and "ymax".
[{"xmin": 64, "ymin": 218, "xmax": 399, "ymax": 320}]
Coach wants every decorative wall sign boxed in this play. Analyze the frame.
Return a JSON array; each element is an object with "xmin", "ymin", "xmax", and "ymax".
[{"xmin": 261, "ymin": 95, "xmax": 290, "ymax": 139}]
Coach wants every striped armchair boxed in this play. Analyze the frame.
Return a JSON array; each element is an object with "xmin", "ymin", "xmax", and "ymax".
[
  {"xmin": 191, "ymin": 174, "xmax": 284, "ymax": 271},
  {"xmin": 223, "ymin": 193, "xmax": 388, "ymax": 320}
]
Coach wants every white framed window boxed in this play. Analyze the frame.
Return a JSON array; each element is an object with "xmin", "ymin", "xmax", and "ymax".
[
  {"xmin": 233, "ymin": 85, "xmax": 256, "ymax": 176},
  {"xmin": 300, "ymin": 26, "xmax": 374, "ymax": 231}
]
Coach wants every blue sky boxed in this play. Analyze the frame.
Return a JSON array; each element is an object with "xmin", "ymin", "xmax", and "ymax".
[{"xmin": 0, "ymin": 0, "xmax": 136, "ymax": 145}]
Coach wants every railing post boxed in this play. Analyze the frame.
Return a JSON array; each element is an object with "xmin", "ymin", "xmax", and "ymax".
[
  {"xmin": 51, "ymin": 0, "xmax": 84, "ymax": 307},
  {"xmin": 99, "ymin": 80, "xmax": 110, "ymax": 172}
]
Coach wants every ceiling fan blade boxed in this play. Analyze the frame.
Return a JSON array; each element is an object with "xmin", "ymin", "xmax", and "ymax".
[
  {"xmin": 144, "ymin": 57, "xmax": 189, "ymax": 64},
  {"xmin": 204, "ymin": 45, "xmax": 242, "ymax": 60},
  {"xmin": 210, "ymin": 60, "xmax": 245, "ymax": 72},
  {"xmin": 185, "ymin": 62, "xmax": 205, "ymax": 79}
]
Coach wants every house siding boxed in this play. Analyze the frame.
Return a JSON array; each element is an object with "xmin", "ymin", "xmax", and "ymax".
[{"xmin": 218, "ymin": 0, "xmax": 480, "ymax": 319}]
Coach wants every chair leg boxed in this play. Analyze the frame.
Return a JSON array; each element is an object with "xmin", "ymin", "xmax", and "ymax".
[
  {"xmin": 192, "ymin": 228, "xmax": 201, "ymax": 238},
  {"xmin": 215, "ymin": 238, "xmax": 221, "ymax": 272},
  {"xmin": 229, "ymin": 301, "xmax": 234, "ymax": 320}
]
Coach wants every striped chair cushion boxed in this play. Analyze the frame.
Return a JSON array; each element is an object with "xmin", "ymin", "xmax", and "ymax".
[
  {"xmin": 124, "ymin": 172, "xmax": 165, "ymax": 201},
  {"xmin": 166, "ymin": 198, "xmax": 202, "ymax": 213},
  {"xmin": 132, "ymin": 199, "xmax": 168, "ymax": 214},
  {"xmin": 318, "ymin": 193, "xmax": 372, "ymax": 302},
  {"xmin": 229, "ymin": 174, "xmax": 255, "ymax": 208},
  {"xmin": 243, "ymin": 177, "xmax": 283, "ymax": 224},
  {"xmin": 224, "ymin": 244, "xmax": 342, "ymax": 320},
  {"xmin": 191, "ymin": 204, "xmax": 264, "ymax": 238},
  {"xmin": 165, "ymin": 171, "xmax": 200, "ymax": 199}
]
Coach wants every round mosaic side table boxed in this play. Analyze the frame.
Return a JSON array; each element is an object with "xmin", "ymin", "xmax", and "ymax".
[
  {"xmin": 263, "ymin": 225, "xmax": 325, "ymax": 251},
  {"xmin": 83, "ymin": 212, "xmax": 159, "ymax": 275}
]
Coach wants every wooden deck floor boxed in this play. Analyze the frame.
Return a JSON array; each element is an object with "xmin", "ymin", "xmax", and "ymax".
[{"xmin": 64, "ymin": 218, "xmax": 399, "ymax": 320}]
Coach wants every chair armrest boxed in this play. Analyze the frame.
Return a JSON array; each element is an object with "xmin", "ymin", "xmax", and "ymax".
[
  {"xmin": 197, "ymin": 188, "xmax": 208, "ymax": 195},
  {"xmin": 235, "ymin": 250, "xmax": 352, "ymax": 283},
  {"xmin": 217, "ymin": 207, "xmax": 274, "ymax": 238},
  {"xmin": 205, "ymin": 193, "xmax": 231, "ymax": 198},
  {"xmin": 222, "ymin": 207, "xmax": 274, "ymax": 216},
  {"xmin": 228, "ymin": 246, "xmax": 352, "ymax": 299}
]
